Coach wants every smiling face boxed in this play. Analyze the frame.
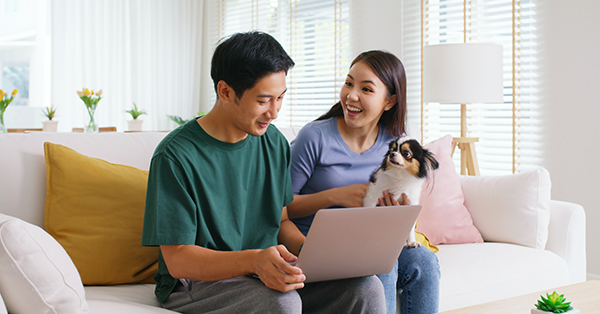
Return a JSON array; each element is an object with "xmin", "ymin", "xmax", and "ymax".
[
  {"xmin": 339, "ymin": 61, "xmax": 396, "ymax": 132},
  {"xmin": 227, "ymin": 70, "xmax": 287, "ymax": 138}
]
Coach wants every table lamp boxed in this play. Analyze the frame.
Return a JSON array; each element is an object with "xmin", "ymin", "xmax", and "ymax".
[{"xmin": 423, "ymin": 43, "xmax": 503, "ymax": 175}]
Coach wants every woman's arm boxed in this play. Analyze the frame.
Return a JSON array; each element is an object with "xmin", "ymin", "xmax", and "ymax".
[
  {"xmin": 277, "ymin": 206, "xmax": 306, "ymax": 255},
  {"xmin": 287, "ymin": 183, "xmax": 370, "ymax": 219}
]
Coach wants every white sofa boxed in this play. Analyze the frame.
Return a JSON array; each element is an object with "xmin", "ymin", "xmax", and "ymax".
[{"xmin": 0, "ymin": 131, "xmax": 586, "ymax": 313}]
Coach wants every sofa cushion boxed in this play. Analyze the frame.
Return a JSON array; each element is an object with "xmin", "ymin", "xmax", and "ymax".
[
  {"xmin": 85, "ymin": 283, "xmax": 160, "ymax": 307},
  {"xmin": 460, "ymin": 168, "xmax": 552, "ymax": 249},
  {"xmin": 416, "ymin": 135, "xmax": 484, "ymax": 245},
  {"xmin": 0, "ymin": 214, "xmax": 90, "ymax": 314},
  {"xmin": 437, "ymin": 242, "xmax": 569, "ymax": 312},
  {"xmin": 87, "ymin": 299, "xmax": 178, "ymax": 313},
  {"xmin": 44, "ymin": 142, "xmax": 159, "ymax": 285}
]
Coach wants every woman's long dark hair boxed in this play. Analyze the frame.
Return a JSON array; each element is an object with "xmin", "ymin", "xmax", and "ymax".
[{"xmin": 317, "ymin": 50, "xmax": 407, "ymax": 138}]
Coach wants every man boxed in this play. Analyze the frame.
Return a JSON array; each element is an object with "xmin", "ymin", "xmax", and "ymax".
[{"xmin": 142, "ymin": 31, "xmax": 386, "ymax": 313}]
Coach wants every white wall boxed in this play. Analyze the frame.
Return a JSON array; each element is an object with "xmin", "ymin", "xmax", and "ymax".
[
  {"xmin": 361, "ymin": 0, "xmax": 600, "ymax": 279},
  {"xmin": 537, "ymin": 0, "xmax": 600, "ymax": 279},
  {"xmin": 350, "ymin": 0, "xmax": 402, "ymax": 59}
]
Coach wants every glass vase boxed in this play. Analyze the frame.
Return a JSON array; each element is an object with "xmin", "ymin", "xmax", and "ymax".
[
  {"xmin": 0, "ymin": 111, "xmax": 6, "ymax": 133},
  {"xmin": 85, "ymin": 108, "xmax": 98, "ymax": 133}
]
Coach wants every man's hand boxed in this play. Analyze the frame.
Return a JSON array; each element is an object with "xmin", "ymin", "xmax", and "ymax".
[
  {"xmin": 378, "ymin": 191, "xmax": 411, "ymax": 206},
  {"xmin": 253, "ymin": 245, "xmax": 305, "ymax": 292}
]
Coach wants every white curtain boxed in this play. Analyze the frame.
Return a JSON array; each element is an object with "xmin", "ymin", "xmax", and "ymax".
[{"xmin": 51, "ymin": 0, "xmax": 212, "ymax": 132}]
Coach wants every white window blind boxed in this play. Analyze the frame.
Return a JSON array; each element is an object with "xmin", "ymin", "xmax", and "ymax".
[
  {"xmin": 401, "ymin": 0, "xmax": 540, "ymax": 175},
  {"xmin": 215, "ymin": 0, "xmax": 350, "ymax": 128}
]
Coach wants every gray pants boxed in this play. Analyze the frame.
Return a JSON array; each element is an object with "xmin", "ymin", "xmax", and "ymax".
[{"xmin": 163, "ymin": 275, "xmax": 386, "ymax": 314}]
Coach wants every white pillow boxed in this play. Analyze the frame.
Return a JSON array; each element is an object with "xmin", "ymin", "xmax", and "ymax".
[
  {"xmin": 0, "ymin": 291, "xmax": 7, "ymax": 314},
  {"xmin": 0, "ymin": 214, "xmax": 90, "ymax": 314},
  {"xmin": 459, "ymin": 168, "xmax": 551, "ymax": 249}
]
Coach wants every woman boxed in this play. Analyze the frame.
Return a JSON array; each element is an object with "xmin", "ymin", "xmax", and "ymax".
[{"xmin": 288, "ymin": 50, "xmax": 440, "ymax": 314}]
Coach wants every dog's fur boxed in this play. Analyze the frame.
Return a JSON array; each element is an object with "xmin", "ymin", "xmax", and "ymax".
[{"xmin": 363, "ymin": 138, "xmax": 439, "ymax": 247}]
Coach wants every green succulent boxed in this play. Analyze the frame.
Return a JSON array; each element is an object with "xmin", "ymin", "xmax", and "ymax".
[
  {"xmin": 125, "ymin": 102, "xmax": 147, "ymax": 120},
  {"xmin": 43, "ymin": 105, "xmax": 57, "ymax": 120},
  {"xmin": 167, "ymin": 111, "xmax": 209, "ymax": 126},
  {"xmin": 535, "ymin": 291, "xmax": 573, "ymax": 313},
  {"xmin": 167, "ymin": 115, "xmax": 189, "ymax": 126}
]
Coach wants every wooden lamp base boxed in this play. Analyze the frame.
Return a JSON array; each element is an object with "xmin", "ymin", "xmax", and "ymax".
[{"xmin": 451, "ymin": 137, "xmax": 480, "ymax": 176}]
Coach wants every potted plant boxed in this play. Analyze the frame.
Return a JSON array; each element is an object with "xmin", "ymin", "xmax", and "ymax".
[
  {"xmin": 125, "ymin": 102, "xmax": 147, "ymax": 132},
  {"xmin": 167, "ymin": 111, "xmax": 208, "ymax": 127},
  {"xmin": 167, "ymin": 115, "xmax": 188, "ymax": 126},
  {"xmin": 42, "ymin": 105, "xmax": 58, "ymax": 132},
  {"xmin": 532, "ymin": 291, "xmax": 579, "ymax": 314}
]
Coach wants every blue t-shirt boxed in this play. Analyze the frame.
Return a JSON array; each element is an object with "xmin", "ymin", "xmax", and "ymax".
[{"xmin": 290, "ymin": 117, "xmax": 396, "ymax": 235}]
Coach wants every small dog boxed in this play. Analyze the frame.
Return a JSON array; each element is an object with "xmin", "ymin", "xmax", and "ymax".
[{"xmin": 363, "ymin": 138, "xmax": 439, "ymax": 247}]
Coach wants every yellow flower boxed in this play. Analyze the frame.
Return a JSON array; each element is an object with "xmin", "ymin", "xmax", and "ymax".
[
  {"xmin": 96, "ymin": 89, "xmax": 103, "ymax": 97},
  {"xmin": 11, "ymin": 89, "xmax": 17, "ymax": 96},
  {"xmin": 77, "ymin": 90, "xmax": 84, "ymax": 97},
  {"xmin": 0, "ymin": 90, "xmax": 4, "ymax": 98},
  {"xmin": 84, "ymin": 88, "xmax": 91, "ymax": 96},
  {"xmin": 91, "ymin": 90, "xmax": 95, "ymax": 95}
]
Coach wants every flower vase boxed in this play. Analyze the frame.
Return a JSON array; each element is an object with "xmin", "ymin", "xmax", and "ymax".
[
  {"xmin": 0, "ymin": 111, "xmax": 5, "ymax": 133},
  {"xmin": 85, "ymin": 109, "xmax": 98, "ymax": 133}
]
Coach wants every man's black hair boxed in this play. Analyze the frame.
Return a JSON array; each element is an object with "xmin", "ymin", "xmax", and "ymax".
[{"xmin": 211, "ymin": 31, "xmax": 295, "ymax": 99}]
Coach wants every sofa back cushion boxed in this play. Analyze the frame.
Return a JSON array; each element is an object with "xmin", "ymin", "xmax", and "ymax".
[
  {"xmin": 460, "ymin": 168, "xmax": 552, "ymax": 249},
  {"xmin": 0, "ymin": 132, "xmax": 167, "ymax": 227},
  {"xmin": 44, "ymin": 142, "xmax": 159, "ymax": 285},
  {"xmin": 417, "ymin": 135, "xmax": 484, "ymax": 244}
]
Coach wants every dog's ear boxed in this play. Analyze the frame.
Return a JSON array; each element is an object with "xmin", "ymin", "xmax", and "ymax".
[
  {"xmin": 369, "ymin": 167, "xmax": 381, "ymax": 183},
  {"xmin": 423, "ymin": 148, "xmax": 440, "ymax": 171},
  {"xmin": 388, "ymin": 139, "xmax": 398, "ymax": 151}
]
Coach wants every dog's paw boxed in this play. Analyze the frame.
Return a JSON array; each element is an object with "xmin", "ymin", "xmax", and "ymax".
[{"xmin": 406, "ymin": 241, "xmax": 421, "ymax": 248}]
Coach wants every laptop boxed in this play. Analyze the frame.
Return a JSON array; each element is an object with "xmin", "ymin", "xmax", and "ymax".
[{"xmin": 295, "ymin": 205, "xmax": 421, "ymax": 283}]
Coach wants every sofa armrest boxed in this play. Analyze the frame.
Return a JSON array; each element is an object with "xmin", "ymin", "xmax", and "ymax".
[
  {"xmin": 545, "ymin": 200, "xmax": 586, "ymax": 284},
  {"xmin": 0, "ymin": 291, "xmax": 7, "ymax": 314}
]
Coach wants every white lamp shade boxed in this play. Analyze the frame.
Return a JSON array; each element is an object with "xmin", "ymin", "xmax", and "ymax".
[{"xmin": 423, "ymin": 43, "xmax": 504, "ymax": 103}]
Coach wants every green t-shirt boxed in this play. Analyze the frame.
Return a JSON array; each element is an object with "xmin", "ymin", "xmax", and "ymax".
[{"xmin": 141, "ymin": 119, "xmax": 294, "ymax": 303}]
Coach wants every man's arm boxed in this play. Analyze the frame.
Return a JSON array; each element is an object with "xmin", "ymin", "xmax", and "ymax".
[{"xmin": 160, "ymin": 206, "xmax": 306, "ymax": 293}]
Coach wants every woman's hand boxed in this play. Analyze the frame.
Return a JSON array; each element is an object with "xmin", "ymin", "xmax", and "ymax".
[
  {"xmin": 378, "ymin": 191, "xmax": 411, "ymax": 206},
  {"xmin": 333, "ymin": 183, "xmax": 370, "ymax": 208}
]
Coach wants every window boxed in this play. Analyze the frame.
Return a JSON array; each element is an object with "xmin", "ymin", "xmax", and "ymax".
[
  {"xmin": 215, "ymin": 0, "xmax": 350, "ymax": 128},
  {"xmin": 401, "ymin": 0, "xmax": 540, "ymax": 175},
  {"xmin": 0, "ymin": 0, "xmax": 38, "ymax": 108}
]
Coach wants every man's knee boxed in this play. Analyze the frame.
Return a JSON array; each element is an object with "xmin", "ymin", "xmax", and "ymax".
[
  {"xmin": 347, "ymin": 276, "xmax": 387, "ymax": 311},
  {"xmin": 259, "ymin": 289, "xmax": 302, "ymax": 314}
]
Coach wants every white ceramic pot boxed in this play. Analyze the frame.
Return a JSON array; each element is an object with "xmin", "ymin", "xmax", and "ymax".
[
  {"xmin": 127, "ymin": 119, "xmax": 143, "ymax": 132},
  {"xmin": 531, "ymin": 308, "xmax": 580, "ymax": 314},
  {"xmin": 42, "ymin": 120, "xmax": 58, "ymax": 132}
]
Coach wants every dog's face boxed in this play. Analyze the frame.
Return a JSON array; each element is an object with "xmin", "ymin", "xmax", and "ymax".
[{"xmin": 382, "ymin": 138, "xmax": 439, "ymax": 178}]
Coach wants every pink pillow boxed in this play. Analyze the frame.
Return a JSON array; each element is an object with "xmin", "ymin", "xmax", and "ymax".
[{"xmin": 416, "ymin": 135, "xmax": 484, "ymax": 245}]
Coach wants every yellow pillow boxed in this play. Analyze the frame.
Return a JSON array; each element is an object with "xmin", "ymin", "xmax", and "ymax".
[
  {"xmin": 416, "ymin": 230, "xmax": 439, "ymax": 253},
  {"xmin": 44, "ymin": 142, "xmax": 158, "ymax": 285}
]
